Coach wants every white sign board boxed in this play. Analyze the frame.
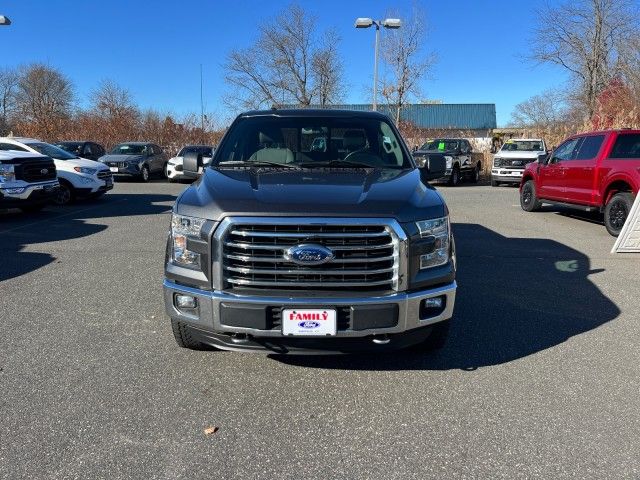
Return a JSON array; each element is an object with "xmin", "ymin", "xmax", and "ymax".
[{"xmin": 612, "ymin": 193, "xmax": 640, "ymax": 253}]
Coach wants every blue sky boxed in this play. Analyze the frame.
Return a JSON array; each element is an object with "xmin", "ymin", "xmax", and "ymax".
[{"xmin": 1, "ymin": 0, "xmax": 571, "ymax": 126}]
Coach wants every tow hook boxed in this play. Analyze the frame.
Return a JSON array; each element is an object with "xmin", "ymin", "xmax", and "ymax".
[
  {"xmin": 372, "ymin": 334, "xmax": 391, "ymax": 345},
  {"xmin": 230, "ymin": 333, "xmax": 250, "ymax": 344}
]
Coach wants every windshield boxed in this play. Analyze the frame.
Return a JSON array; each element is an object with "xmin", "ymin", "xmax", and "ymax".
[
  {"xmin": 28, "ymin": 142, "xmax": 78, "ymax": 160},
  {"xmin": 54, "ymin": 142, "xmax": 82, "ymax": 155},
  {"xmin": 500, "ymin": 140, "xmax": 543, "ymax": 152},
  {"xmin": 421, "ymin": 139, "xmax": 460, "ymax": 151},
  {"xmin": 110, "ymin": 144, "xmax": 148, "ymax": 155},
  {"xmin": 178, "ymin": 145, "xmax": 213, "ymax": 157},
  {"xmin": 215, "ymin": 116, "xmax": 411, "ymax": 168}
]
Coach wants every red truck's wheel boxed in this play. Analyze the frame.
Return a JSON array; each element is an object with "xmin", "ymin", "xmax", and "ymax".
[
  {"xmin": 520, "ymin": 180, "xmax": 541, "ymax": 212},
  {"xmin": 604, "ymin": 192, "xmax": 633, "ymax": 236}
]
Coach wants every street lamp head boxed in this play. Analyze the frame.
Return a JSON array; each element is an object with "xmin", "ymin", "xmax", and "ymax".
[
  {"xmin": 0, "ymin": 15, "xmax": 11, "ymax": 25},
  {"xmin": 382, "ymin": 18, "xmax": 401, "ymax": 29},
  {"xmin": 354, "ymin": 17, "xmax": 374, "ymax": 28}
]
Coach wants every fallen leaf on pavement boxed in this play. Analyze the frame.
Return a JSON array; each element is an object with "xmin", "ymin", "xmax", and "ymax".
[{"xmin": 204, "ymin": 426, "xmax": 219, "ymax": 435}]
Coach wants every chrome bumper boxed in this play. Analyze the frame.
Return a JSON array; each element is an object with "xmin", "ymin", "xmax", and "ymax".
[{"xmin": 163, "ymin": 279, "xmax": 456, "ymax": 338}]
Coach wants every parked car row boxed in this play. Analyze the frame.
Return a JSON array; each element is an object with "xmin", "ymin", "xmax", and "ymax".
[{"xmin": 0, "ymin": 137, "xmax": 214, "ymax": 213}]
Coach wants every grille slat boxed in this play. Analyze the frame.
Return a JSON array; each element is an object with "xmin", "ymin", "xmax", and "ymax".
[
  {"xmin": 223, "ymin": 241, "xmax": 394, "ymax": 251},
  {"xmin": 221, "ymin": 221, "xmax": 399, "ymax": 291}
]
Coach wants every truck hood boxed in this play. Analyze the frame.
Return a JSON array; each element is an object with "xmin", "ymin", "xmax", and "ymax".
[
  {"xmin": 414, "ymin": 149, "xmax": 458, "ymax": 156},
  {"xmin": 53, "ymin": 157, "xmax": 109, "ymax": 171},
  {"xmin": 496, "ymin": 151, "xmax": 544, "ymax": 159},
  {"xmin": 176, "ymin": 168, "xmax": 446, "ymax": 222}
]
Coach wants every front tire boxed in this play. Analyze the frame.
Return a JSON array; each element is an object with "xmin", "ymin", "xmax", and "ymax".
[
  {"xmin": 140, "ymin": 165, "xmax": 150, "ymax": 182},
  {"xmin": 604, "ymin": 192, "xmax": 634, "ymax": 236},
  {"xmin": 171, "ymin": 319, "xmax": 209, "ymax": 350},
  {"xmin": 520, "ymin": 180, "xmax": 541, "ymax": 212},
  {"xmin": 471, "ymin": 164, "xmax": 480, "ymax": 183},
  {"xmin": 54, "ymin": 181, "xmax": 75, "ymax": 206},
  {"xmin": 491, "ymin": 179, "xmax": 500, "ymax": 187},
  {"xmin": 417, "ymin": 320, "xmax": 451, "ymax": 352},
  {"xmin": 448, "ymin": 166, "xmax": 460, "ymax": 186}
]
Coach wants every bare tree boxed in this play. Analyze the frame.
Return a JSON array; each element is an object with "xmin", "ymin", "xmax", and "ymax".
[
  {"xmin": 0, "ymin": 68, "xmax": 19, "ymax": 134},
  {"xmin": 14, "ymin": 63, "xmax": 74, "ymax": 139},
  {"xmin": 87, "ymin": 80, "xmax": 140, "ymax": 146},
  {"xmin": 225, "ymin": 3, "xmax": 344, "ymax": 109},
  {"xmin": 379, "ymin": 6, "xmax": 435, "ymax": 124},
  {"xmin": 510, "ymin": 89, "xmax": 568, "ymax": 131},
  {"xmin": 531, "ymin": 0, "xmax": 638, "ymax": 117},
  {"xmin": 312, "ymin": 30, "xmax": 344, "ymax": 107}
]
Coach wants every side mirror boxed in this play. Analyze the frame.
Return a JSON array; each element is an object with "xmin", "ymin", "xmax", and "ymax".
[
  {"xmin": 420, "ymin": 154, "xmax": 447, "ymax": 182},
  {"xmin": 538, "ymin": 153, "xmax": 549, "ymax": 164},
  {"xmin": 183, "ymin": 151, "xmax": 203, "ymax": 179}
]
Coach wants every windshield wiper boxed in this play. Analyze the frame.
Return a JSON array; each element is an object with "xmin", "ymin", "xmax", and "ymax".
[
  {"xmin": 216, "ymin": 160, "xmax": 300, "ymax": 169},
  {"xmin": 298, "ymin": 159, "xmax": 378, "ymax": 169},
  {"xmin": 299, "ymin": 160, "xmax": 405, "ymax": 169}
]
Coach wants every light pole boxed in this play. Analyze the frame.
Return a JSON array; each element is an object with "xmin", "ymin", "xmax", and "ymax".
[
  {"xmin": 0, "ymin": 15, "xmax": 11, "ymax": 25},
  {"xmin": 354, "ymin": 17, "xmax": 401, "ymax": 111}
]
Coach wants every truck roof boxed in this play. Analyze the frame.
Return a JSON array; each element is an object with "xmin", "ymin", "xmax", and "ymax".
[{"xmin": 238, "ymin": 108, "xmax": 390, "ymax": 120}]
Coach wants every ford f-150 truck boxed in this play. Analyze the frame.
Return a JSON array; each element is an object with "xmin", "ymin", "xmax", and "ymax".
[
  {"xmin": 0, "ymin": 150, "xmax": 59, "ymax": 212},
  {"xmin": 520, "ymin": 129, "xmax": 640, "ymax": 236},
  {"xmin": 492, "ymin": 138, "xmax": 546, "ymax": 186},
  {"xmin": 413, "ymin": 138, "xmax": 481, "ymax": 186},
  {"xmin": 163, "ymin": 109, "xmax": 457, "ymax": 353}
]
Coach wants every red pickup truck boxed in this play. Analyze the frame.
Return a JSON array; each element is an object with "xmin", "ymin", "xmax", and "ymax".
[{"xmin": 520, "ymin": 129, "xmax": 639, "ymax": 236}]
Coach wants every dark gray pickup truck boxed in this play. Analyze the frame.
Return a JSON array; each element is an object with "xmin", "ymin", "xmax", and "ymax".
[{"xmin": 163, "ymin": 109, "xmax": 457, "ymax": 354}]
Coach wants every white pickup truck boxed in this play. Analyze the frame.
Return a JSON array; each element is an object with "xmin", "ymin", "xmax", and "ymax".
[{"xmin": 491, "ymin": 138, "xmax": 547, "ymax": 186}]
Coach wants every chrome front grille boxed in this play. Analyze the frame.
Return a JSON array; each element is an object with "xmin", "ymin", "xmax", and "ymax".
[{"xmin": 217, "ymin": 218, "xmax": 404, "ymax": 291}]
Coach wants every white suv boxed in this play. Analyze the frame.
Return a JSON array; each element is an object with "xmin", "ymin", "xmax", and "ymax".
[
  {"xmin": 0, "ymin": 137, "xmax": 113, "ymax": 205},
  {"xmin": 166, "ymin": 145, "xmax": 214, "ymax": 182}
]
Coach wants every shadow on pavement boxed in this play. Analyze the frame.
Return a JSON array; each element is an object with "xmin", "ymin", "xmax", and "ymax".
[
  {"xmin": 275, "ymin": 223, "xmax": 620, "ymax": 370},
  {"xmin": 0, "ymin": 193, "xmax": 175, "ymax": 282}
]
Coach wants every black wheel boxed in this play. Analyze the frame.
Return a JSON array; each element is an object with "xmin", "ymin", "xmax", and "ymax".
[
  {"xmin": 491, "ymin": 179, "xmax": 500, "ymax": 187},
  {"xmin": 54, "ymin": 181, "xmax": 75, "ymax": 206},
  {"xmin": 520, "ymin": 180, "xmax": 541, "ymax": 212},
  {"xmin": 448, "ymin": 166, "xmax": 460, "ymax": 186},
  {"xmin": 471, "ymin": 165, "xmax": 480, "ymax": 183},
  {"xmin": 140, "ymin": 165, "xmax": 150, "ymax": 182},
  {"xmin": 171, "ymin": 319, "xmax": 209, "ymax": 350},
  {"xmin": 417, "ymin": 320, "xmax": 451, "ymax": 352},
  {"xmin": 604, "ymin": 192, "xmax": 634, "ymax": 237},
  {"xmin": 19, "ymin": 204, "xmax": 46, "ymax": 213}
]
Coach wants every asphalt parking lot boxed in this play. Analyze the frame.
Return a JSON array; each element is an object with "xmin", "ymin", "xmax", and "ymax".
[{"xmin": 1, "ymin": 180, "xmax": 639, "ymax": 479}]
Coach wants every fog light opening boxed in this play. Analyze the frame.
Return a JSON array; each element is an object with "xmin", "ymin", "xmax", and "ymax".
[
  {"xmin": 420, "ymin": 295, "xmax": 446, "ymax": 320},
  {"xmin": 175, "ymin": 294, "xmax": 197, "ymax": 309},
  {"xmin": 231, "ymin": 333, "xmax": 250, "ymax": 344}
]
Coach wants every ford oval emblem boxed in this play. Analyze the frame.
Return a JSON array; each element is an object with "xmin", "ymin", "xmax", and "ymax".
[
  {"xmin": 298, "ymin": 321, "xmax": 321, "ymax": 329},
  {"xmin": 40, "ymin": 168, "xmax": 48, "ymax": 174},
  {"xmin": 285, "ymin": 243, "xmax": 335, "ymax": 266}
]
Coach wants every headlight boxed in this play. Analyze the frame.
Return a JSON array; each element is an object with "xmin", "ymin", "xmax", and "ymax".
[
  {"xmin": 444, "ymin": 155, "xmax": 453, "ymax": 169},
  {"xmin": 74, "ymin": 167, "xmax": 98, "ymax": 175},
  {"xmin": 493, "ymin": 157, "xmax": 502, "ymax": 167},
  {"xmin": 415, "ymin": 217, "xmax": 450, "ymax": 269},
  {"xmin": 0, "ymin": 164, "xmax": 16, "ymax": 182},
  {"xmin": 171, "ymin": 213, "xmax": 206, "ymax": 268}
]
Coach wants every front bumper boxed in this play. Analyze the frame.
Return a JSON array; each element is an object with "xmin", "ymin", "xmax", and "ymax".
[
  {"xmin": 491, "ymin": 168, "xmax": 524, "ymax": 183},
  {"xmin": 166, "ymin": 164, "xmax": 184, "ymax": 180},
  {"xmin": 0, "ymin": 180, "xmax": 60, "ymax": 206},
  {"xmin": 163, "ymin": 279, "xmax": 456, "ymax": 353}
]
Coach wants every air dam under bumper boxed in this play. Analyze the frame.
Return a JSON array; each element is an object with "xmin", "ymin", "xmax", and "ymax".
[{"xmin": 163, "ymin": 279, "xmax": 456, "ymax": 354}]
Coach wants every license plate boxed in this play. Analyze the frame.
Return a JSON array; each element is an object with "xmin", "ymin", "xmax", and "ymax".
[
  {"xmin": 109, "ymin": 167, "xmax": 118, "ymax": 172},
  {"xmin": 282, "ymin": 308, "xmax": 336, "ymax": 336}
]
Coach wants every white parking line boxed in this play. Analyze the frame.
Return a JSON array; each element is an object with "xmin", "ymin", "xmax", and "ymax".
[{"xmin": 0, "ymin": 199, "xmax": 128, "ymax": 234}]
